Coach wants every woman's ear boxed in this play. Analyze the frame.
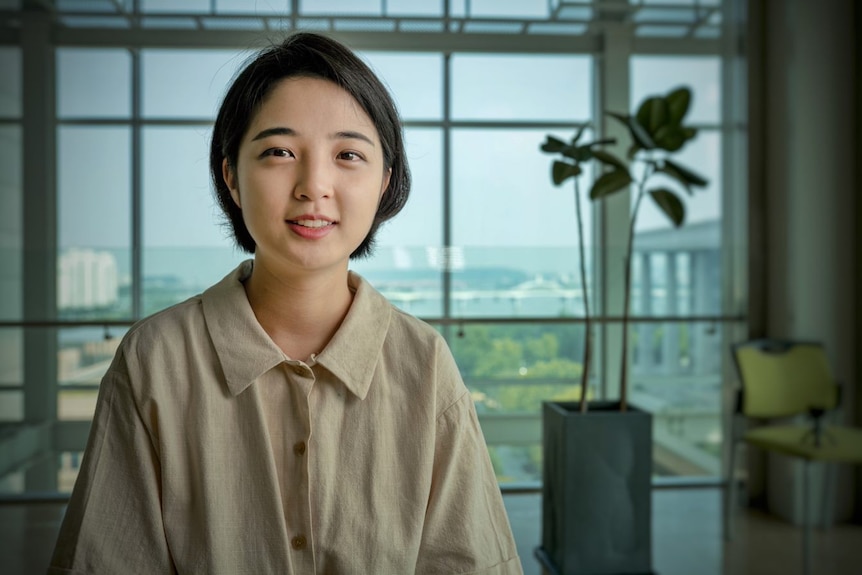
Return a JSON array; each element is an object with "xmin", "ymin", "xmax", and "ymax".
[
  {"xmin": 379, "ymin": 167, "xmax": 392, "ymax": 200},
  {"xmin": 222, "ymin": 158, "xmax": 241, "ymax": 208}
]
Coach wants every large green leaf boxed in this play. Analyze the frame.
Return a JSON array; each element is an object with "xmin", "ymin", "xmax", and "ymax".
[
  {"xmin": 563, "ymin": 145, "xmax": 593, "ymax": 163},
  {"xmin": 662, "ymin": 159, "xmax": 708, "ymax": 189},
  {"xmin": 589, "ymin": 169, "xmax": 632, "ymax": 200},
  {"xmin": 608, "ymin": 111, "xmax": 656, "ymax": 150},
  {"xmin": 552, "ymin": 160, "xmax": 582, "ymax": 185},
  {"xmin": 652, "ymin": 124, "xmax": 688, "ymax": 152},
  {"xmin": 591, "ymin": 149, "xmax": 628, "ymax": 172},
  {"xmin": 636, "ymin": 96, "xmax": 669, "ymax": 136},
  {"xmin": 541, "ymin": 135, "xmax": 571, "ymax": 154},
  {"xmin": 649, "ymin": 188, "xmax": 685, "ymax": 227},
  {"xmin": 666, "ymin": 87, "xmax": 692, "ymax": 124}
]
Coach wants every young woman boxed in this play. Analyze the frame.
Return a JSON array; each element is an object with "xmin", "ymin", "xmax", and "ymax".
[{"xmin": 50, "ymin": 32, "xmax": 522, "ymax": 574}]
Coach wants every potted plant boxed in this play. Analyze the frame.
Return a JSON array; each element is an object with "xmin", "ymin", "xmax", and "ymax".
[{"xmin": 537, "ymin": 86, "xmax": 709, "ymax": 575}]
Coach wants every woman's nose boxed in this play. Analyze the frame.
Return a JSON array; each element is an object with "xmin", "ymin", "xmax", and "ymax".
[{"xmin": 293, "ymin": 158, "xmax": 332, "ymax": 201}]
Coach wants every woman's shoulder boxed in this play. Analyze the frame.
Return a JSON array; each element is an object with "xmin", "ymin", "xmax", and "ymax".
[{"xmin": 112, "ymin": 295, "xmax": 207, "ymax": 370}]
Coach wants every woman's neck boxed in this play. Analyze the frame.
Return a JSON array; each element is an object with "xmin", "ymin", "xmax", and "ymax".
[{"xmin": 242, "ymin": 259, "xmax": 354, "ymax": 361}]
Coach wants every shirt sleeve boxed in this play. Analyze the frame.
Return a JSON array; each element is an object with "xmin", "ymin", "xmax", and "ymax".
[
  {"xmin": 48, "ymin": 352, "xmax": 175, "ymax": 575},
  {"xmin": 416, "ymin": 380, "xmax": 524, "ymax": 575}
]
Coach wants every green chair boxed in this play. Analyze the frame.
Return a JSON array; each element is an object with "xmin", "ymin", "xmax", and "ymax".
[{"xmin": 724, "ymin": 339, "xmax": 862, "ymax": 575}]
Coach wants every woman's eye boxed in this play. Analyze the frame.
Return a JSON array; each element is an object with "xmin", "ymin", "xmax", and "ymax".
[
  {"xmin": 338, "ymin": 151, "xmax": 362, "ymax": 161},
  {"xmin": 263, "ymin": 148, "xmax": 293, "ymax": 158}
]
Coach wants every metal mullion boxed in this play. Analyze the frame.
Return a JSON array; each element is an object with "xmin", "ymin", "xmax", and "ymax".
[
  {"xmin": 58, "ymin": 117, "xmax": 214, "ymax": 126},
  {"xmin": 131, "ymin": 47, "xmax": 142, "ymax": 319},
  {"xmin": 441, "ymin": 52, "xmax": 452, "ymax": 325},
  {"xmin": 0, "ymin": 316, "xmax": 748, "ymax": 329}
]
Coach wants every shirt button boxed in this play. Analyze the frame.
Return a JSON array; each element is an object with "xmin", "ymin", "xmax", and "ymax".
[
  {"xmin": 292, "ymin": 366, "xmax": 304, "ymax": 375},
  {"xmin": 293, "ymin": 441, "xmax": 306, "ymax": 456},
  {"xmin": 291, "ymin": 535, "xmax": 307, "ymax": 550}
]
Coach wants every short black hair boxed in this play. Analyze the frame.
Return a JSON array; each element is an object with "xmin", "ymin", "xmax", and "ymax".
[{"xmin": 210, "ymin": 32, "xmax": 410, "ymax": 259}]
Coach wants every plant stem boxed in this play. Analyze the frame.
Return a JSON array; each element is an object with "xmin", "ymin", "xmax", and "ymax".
[
  {"xmin": 619, "ymin": 163, "xmax": 653, "ymax": 412},
  {"xmin": 574, "ymin": 178, "xmax": 591, "ymax": 413}
]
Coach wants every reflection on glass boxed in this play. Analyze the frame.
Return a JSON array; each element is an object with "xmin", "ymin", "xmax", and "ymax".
[
  {"xmin": 58, "ymin": 127, "xmax": 131, "ymax": 319},
  {"xmin": 142, "ymin": 49, "xmax": 250, "ymax": 118},
  {"xmin": 57, "ymin": 48, "xmax": 131, "ymax": 119},
  {"xmin": 451, "ymin": 54, "xmax": 592, "ymax": 121}
]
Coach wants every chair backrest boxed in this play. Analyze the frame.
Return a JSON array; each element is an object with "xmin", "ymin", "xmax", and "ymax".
[{"xmin": 732, "ymin": 339, "xmax": 838, "ymax": 419}]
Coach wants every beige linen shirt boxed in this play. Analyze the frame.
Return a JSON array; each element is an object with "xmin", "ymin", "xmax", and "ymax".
[{"xmin": 49, "ymin": 261, "xmax": 522, "ymax": 575}]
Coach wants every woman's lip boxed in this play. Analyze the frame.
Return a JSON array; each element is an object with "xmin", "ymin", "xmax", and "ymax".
[
  {"xmin": 286, "ymin": 220, "xmax": 335, "ymax": 239},
  {"xmin": 288, "ymin": 214, "xmax": 334, "ymax": 223}
]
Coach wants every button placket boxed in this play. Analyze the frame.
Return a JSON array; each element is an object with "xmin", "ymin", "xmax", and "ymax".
[{"xmin": 283, "ymin": 361, "xmax": 316, "ymax": 571}]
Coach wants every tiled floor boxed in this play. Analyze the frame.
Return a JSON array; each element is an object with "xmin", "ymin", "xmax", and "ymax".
[{"xmin": 3, "ymin": 488, "xmax": 861, "ymax": 574}]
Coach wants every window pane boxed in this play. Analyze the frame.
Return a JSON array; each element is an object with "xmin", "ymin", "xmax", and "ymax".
[
  {"xmin": 142, "ymin": 0, "xmax": 210, "ymax": 12},
  {"xmin": 353, "ymin": 128, "xmax": 443, "ymax": 317},
  {"xmin": 142, "ymin": 49, "xmax": 250, "ymax": 118},
  {"xmin": 216, "ymin": 0, "xmax": 290, "ymax": 14},
  {"xmin": 468, "ymin": 0, "xmax": 547, "ymax": 18},
  {"xmin": 58, "ymin": 326, "xmax": 127, "ymax": 421},
  {"xmin": 361, "ymin": 52, "xmax": 442, "ymax": 120},
  {"xmin": 57, "ymin": 49, "xmax": 131, "ymax": 119},
  {"xmin": 449, "ymin": 321, "xmax": 589, "ymax": 484},
  {"xmin": 300, "ymin": 0, "xmax": 379, "ymax": 15},
  {"xmin": 452, "ymin": 55, "xmax": 592, "ymax": 121},
  {"xmin": 0, "ymin": 48, "xmax": 21, "ymax": 117},
  {"xmin": 386, "ymin": 0, "xmax": 442, "ymax": 16},
  {"xmin": 0, "ymin": 127, "xmax": 22, "ymax": 322},
  {"xmin": 57, "ymin": 127, "xmax": 131, "ymax": 319},
  {"xmin": 631, "ymin": 130, "xmax": 721, "ymax": 315},
  {"xmin": 629, "ymin": 319, "xmax": 724, "ymax": 477},
  {"xmin": 143, "ymin": 127, "xmax": 245, "ymax": 316},
  {"xmin": 631, "ymin": 56, "xmax": 720, "ymax": 124},
  {"xmin": 634, "ymin": 130, "xmax": 721, "ymax": 233},
  {"xmin": 451, "ymin": 128, "xmax": 594, "ymax": 318}
]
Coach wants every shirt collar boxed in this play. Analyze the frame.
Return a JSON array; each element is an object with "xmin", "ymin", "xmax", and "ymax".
[
  {"xmin": 201, "ymin": 260, "xmax": 392, "ymax": 400},
  {"xmin": 314, "ymin": 270, "xmax": 392, "ymax": 400}
]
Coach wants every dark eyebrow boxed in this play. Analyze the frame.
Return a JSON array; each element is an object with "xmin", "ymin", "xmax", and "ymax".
[
  {"xmin": 250, "ymin": 127, "xmax": 296, "ymax": 142},
  {"xmin": 250, "ymin": 126, "xmax": 376, "ymax": 147},
  {"xmin": 335, "ymin": 130, "xmax": 376, "ymax": 147}
]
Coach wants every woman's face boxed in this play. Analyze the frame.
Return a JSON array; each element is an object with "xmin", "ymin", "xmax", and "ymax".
[{"xmin": 224, "ymin": 76, "xmax": 391, "ymax": 276}]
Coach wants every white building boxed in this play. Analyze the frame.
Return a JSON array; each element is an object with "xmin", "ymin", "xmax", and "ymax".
[{"xmin": 58, "ymin": 249, "xmax": 119, "ymax": 310}]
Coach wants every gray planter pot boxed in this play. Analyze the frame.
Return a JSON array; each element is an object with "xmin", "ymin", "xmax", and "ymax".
[{"xmin": 537, "ymin": 400, "xmax": 654, "ymax": 575}]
